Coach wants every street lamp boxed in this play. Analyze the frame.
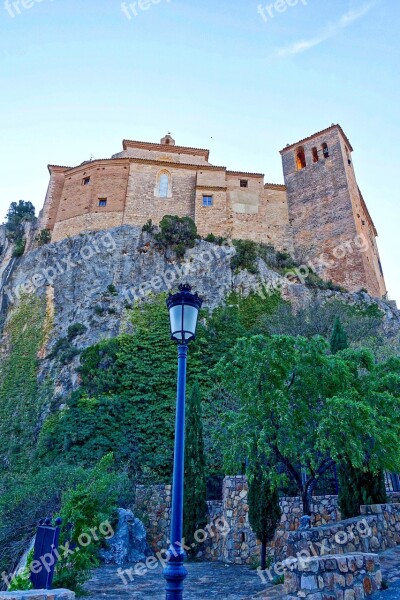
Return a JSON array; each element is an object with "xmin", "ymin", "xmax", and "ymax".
[{"xmin": 163, "ymin": 283, "xmax": 203, "ymax": 600}]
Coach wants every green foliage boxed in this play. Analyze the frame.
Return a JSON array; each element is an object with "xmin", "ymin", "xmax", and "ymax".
[
  {"xmin": 155, "ymin": 215, "xmax": 198, "ymax": 258},
  {"xmin": 0, "ymin": 465, "xmax": 89, "ymax": 577},
  {"xmin": 54, "ymin": 454, "xmax": 129, "ymax": 593},
  {"xmin": 203, "ymin": 233, "xmax": 227, "ymax": 246},
  {"xmin": 214, "ymin": 335, "xmax": 400, "ymax": 515},
  {"xmin": 12, "ymin": 238, "xmax": 26, "ymax": 258},
  {"xmin": 305, "ymin": 272, "xmax": 346, "ymax": 292},
  {"xmin": 48, "ymin": 337, "xmax": 80, "ymax": 364},
  {"xmin": 106, "ymin": 283, "xmax": 118, "ymax": 296},
  {"xmin": 142, "ymin": 219, "xmax": 156, "ymax": 234},
  {"xmin": 184, "ymin": 382, "xmax": 207, "ymax": 555},
  {"xmin": 36, "ymin": 229, "xmax": 51, "ymax": 246},
  {"xmin": 4, "ymin": 200, "xmax": 35, "ymax": 243},
  {"xmin": 338, "ymin": 464, "xmax": 388, "ymax": 519},
  {"xmin": 248, "ymin": 461, "xmax": 281, "ymax": 570},
  {"xmin": 330, "ymin": 317, "xmax": 349, "ymax": 354},
  {"xmin": 67, "ymin": 323, "xmax": 87, "ymax": 340},
  {"xmin": 230, "ymin": 240, "xmax": 259, "ymax": 274},
  {"xmin": 7, "ymin": 550, "xmax": 34, "ymax": 591},
  {"xmin": 0, "ymin": 295, "xmax": 47, "ymax": 471}
]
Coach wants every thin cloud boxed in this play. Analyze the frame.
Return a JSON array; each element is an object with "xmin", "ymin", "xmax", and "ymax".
[{"xmin": 277, "ymin": 2, "xmax": 376, "ymax": 57}]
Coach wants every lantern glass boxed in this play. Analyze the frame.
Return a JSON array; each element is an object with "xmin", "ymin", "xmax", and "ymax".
[{"xmin": 167, "ymin": 285, "xmax": 203, "ymax": 343}]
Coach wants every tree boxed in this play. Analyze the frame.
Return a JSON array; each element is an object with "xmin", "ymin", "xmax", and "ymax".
[
  {"xmin": 330, "ymin": 317, "xmax": 349, "ymax": 354},
  {"xmin": 4, "ymin": 201, "xmax": 35, "ymax": 242},
  {"xmin": 183, "ymin": 382, "xmax": 208, "ymax": 554},
  {"xmin": 214, "ymin": 336, "xmax": 400, "ymax": 515},
  {"xmin": 155, "ymin": 215, "xmax": 198, "ymax": 258},
  {"xmin": 248, "ymin": 459, "xmax": 281, "ymax": 570},
  {"xmin": 338, "ymin": 463, "xmax": 387, "ymax": 519}
]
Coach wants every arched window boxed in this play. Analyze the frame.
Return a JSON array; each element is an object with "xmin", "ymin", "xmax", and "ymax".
[
  {"xmin": 156, "ymin": 171, "xmax": 171, "ymax": 198},
  {"xmin": 312, "ymin": 147, "xmax": 319, "ymax": 163},
  {"xmin": 296, "ymin": 146, "xmax": 306, "ymax": 170},
  {"xmin": 322, "ymin": 143, "xmax": 329, "ymax": 158}
]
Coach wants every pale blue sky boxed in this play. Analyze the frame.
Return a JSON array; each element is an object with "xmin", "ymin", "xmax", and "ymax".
[{"xmin": 0, "ymin": 0, "xmax": 399, "ymax": 300}]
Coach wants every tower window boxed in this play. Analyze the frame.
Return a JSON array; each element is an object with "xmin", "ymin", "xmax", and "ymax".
[
  {"xmin": 295, "ymin": 146, "xmax": 306, "ymax": 170},
  {"xmin": 83, "ymin": 177, "xmax": 91, "ymax": 185},
  {"xmin": 312, "ymin": 147, "xmax": 319, "ymax": 163},
  {"xmin": 322, "ymin": 143, "xmax": 329, "ymax": 158},
  {"xmin": 202, "ymin": 195, "xmax": 213, "ymax": 206},
  {"xmin": 156, "ymin": 171, "xmax": 171, "ymax": 198},
  {"xmin": 98, "ymin": 198, "xmax": 107, "ymax": 207},
  {"xmin": 240, "ymin": 180, "xmax": 249, "ymax": 188}
]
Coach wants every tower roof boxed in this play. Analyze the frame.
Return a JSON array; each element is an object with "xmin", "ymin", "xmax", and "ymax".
[{"xmin": 280, "ymin": 124, "xmax": 353, "ymax": 154}]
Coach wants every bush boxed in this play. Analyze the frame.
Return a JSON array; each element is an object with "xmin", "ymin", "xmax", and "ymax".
[
  {"xmin": 12, "ymin": 238, "xmax": 26, "ymax": 258},
  {"xmin": 36, "ymin": 229, "xmax": 51, "ymax": 246},
  {"xmin": 106, "ymin": 284, "xmax": 118, "ymax": 296},
  {"xmin": 53, "ymin": 454, "xmax": 130, "ymax": 593},
  {"xmin": 231, "ymin": 239, "xmax": 259, "ymax": 274},
  {"xmin": 48, "ymin": 338, "xmax": 80, "ymax": 364},
  {"xmin": 203, "ymin": 233, "xmax": 226, "ymax": 246},
  {"xmin": 67, "ymin": 323, "xmax": 87, "ymax": 341},
  {"xmin": 142, "ymin": 219, "xmax": 156, "ymax": 234},
  {"xmin": 155, "ymin": 215, "xmax": 198, "ymax": 258}
]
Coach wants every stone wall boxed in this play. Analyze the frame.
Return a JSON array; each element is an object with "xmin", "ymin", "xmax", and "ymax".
[
  {"xmin": 0, "ymin": 590, "xmax": 75, "ymax": 599},
  {"xmin": 134, "ymin": 477, "xmax": 341, "ymax": 565},
  {"xmin": 275, "ymin": 503, "xmax": 400, "ymax": 564},
  {"xmin": 284, "ymin": 553, "xmax": 382, "ymax": 600}
]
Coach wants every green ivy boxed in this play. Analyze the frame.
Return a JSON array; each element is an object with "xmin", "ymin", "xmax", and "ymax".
[{"xmin": 0, "ymin": 295, "xmax": 47, "ymax": 471}]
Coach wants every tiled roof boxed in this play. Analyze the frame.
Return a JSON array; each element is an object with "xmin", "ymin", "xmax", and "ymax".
[{"xmin": 122, "ymin": 139, "xmax": 210, "ymax": 160}]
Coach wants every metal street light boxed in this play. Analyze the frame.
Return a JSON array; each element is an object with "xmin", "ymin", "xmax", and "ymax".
[{"xmin": 163, "ymin": 283, "xmax": 203, "ymax": 600}]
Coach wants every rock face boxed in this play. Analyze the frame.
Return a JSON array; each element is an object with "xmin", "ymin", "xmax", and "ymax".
[
  {"xmin": 100, "ymin": 509, "xmax": 150, "ymax": 566},
  {"xmin": 0, "ymin": 224, "xmax": 398, "ymax": 408}
]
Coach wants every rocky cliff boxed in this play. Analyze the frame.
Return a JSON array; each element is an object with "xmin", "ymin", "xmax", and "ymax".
[{"xmin": 0, "ymin": 223, "xmax": 399, "ymax": 410}]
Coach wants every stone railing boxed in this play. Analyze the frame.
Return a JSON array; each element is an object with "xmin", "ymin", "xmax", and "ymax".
[
  {"xmin": 275, "ymin": 503, "xmax": 400, "ymax": 564},
  {"xmin": 0, "ymin": 590, "xmax": 75, "ymax": 600},
  {"xmin": 284, "ymin": 553, "xmax": 382, "ymax": 600}
]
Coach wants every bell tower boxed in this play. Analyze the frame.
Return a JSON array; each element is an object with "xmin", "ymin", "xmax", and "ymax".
[{"xmin": 280, "ymin": 125, "xmax": 386, "ymax": 298}]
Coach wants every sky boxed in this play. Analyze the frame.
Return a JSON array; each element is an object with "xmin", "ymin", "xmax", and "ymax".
[{"xmin": 0, "ymin": 0, "xmax": 399, "ymax": 301}]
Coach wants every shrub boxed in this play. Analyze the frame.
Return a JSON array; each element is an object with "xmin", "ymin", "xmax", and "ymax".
[
  {"xmin": 12, "ymin": 238, "xmax": 26, "ymax": 258},
  {"xmin": 48, "ymin": 337, "xmax": 80, "ymax": 364},
  {"xmin": 203, "ymin": 233, "xmax": 226, "ymax": 246},
  {"xmin": 142, "ymin": 219, "xmax": 156, "ymax": 234},
  {"xmin": 67, "ymin": 323, "xmax": 87, "ymax": 341},
  {"xmin": 106, "ymin": 283, "xmax": 118, "ymax": 296},
  {"xmin": 230, "ymin": 239, "xmax": 259, "ymax": 274},
  {"xmin": 36, "ymin": 229, "xmax": 51, "ymax": 246},
  {"xmin": 155, "ymin": 215, "xmax": 198, "ymax": 257}
]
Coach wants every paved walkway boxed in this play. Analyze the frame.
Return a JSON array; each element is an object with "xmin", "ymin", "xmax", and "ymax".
[
  {"xmin": 85, "ymin": 547, "xmax": 400, "ymax": 600},
  {"xmin": 83, "ymin": 562, "xmax": 283, "ymax": 599},
  {"xmin": 374, "ymin": 547, "xmax": 400, "ymax": 600}
]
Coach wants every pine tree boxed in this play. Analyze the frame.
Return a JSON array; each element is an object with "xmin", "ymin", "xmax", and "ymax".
[
  {"xmin": 330, "ymin": 317, "xmax": 349, "ymax": 354},
  {"xmin": 248, "ymin": 462, "xmax": 282, "ymax": 571},
  {"xmin": 338, "ymin": 463, "xmax": 387, "ymax": 519},
  {"xmin": 183, "ymin": 382, "xmax": 208, "ymax": 555}
]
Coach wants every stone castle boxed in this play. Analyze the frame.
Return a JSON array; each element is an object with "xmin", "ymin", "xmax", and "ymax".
[{"xmin": 39, "ymin": 124, "xmax": 387, "ymax": 298}]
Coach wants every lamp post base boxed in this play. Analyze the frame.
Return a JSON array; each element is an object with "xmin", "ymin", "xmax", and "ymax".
[{"xmin": 163, "ymin": 553, "xmax": 188, "ymax": 600}]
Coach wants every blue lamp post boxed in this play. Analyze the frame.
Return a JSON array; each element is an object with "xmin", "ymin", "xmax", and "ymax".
[{"xmin": 163, "ymin": 283, "xmax": 203, "ymax": 600}]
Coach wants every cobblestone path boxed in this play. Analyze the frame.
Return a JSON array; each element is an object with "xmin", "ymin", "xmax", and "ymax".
[{"xmin": 83, "ymin": 562, "xmax": 283, "ymax": 599}]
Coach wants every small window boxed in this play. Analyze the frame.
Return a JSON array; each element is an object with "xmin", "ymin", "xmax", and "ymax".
[
  {"xmin": 240, "ymin": 532, "xmax": 246, "ymax": 543},
  {"xmin": 295, "ymin": 146, "xmax": 306, "ymax": 170},
  {"xmin": 240, "ymin": 180, "xmax": 248, "ymax": 188},
  {"xmin": 202, "ymin": 195, "xmax": 213, "ymax": 207},
  {"xmin": 98, "ymin": 198, "xmax": 107, "ymax": 207},
  {"xmin": 322, "ymin": 143, "xmax": 329, "ymax": 158},
  {"xmin": 157, "ymin": 172, "xmax": 171, "ymax": 198},
  {"xmin": 312, "ymin": 147, "xmax": 319, "ymax": 163},
  {"xmin": 83, "ymin": 177, "xmax": 91, "ymax": 185}
]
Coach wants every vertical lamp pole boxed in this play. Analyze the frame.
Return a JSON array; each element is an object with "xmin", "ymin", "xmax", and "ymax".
[{"xmin": 163, "ymin": 284, "xmax": 203, "ymax": 600}]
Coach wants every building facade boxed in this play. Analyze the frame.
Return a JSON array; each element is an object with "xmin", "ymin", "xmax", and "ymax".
[{"xmin": 39, "ymin": 125, "xmax": 387, "ymax": 297}]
